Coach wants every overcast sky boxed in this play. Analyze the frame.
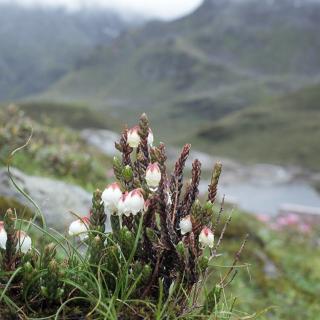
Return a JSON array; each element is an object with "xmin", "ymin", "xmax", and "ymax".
[{"xmin": 0, "ymin": 0, "xmax": 204, "ymax": 19}]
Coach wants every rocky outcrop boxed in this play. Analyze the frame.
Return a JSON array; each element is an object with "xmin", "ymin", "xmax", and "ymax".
[{"xmin": 0, "ymin": 167, "xmax": 92, "ymax": 231}]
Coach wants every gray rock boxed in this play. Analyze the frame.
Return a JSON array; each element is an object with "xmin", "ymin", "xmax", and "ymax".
[
  {"xmin": 81, "ymin": 129, "xmax": 120, "ymax": 157},
  {"xmin": 0, "ymin": 167, "xmax": 92, "ymax": 231}
]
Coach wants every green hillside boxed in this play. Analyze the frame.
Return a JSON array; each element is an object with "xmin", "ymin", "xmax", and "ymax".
[
  {"xmin": 33, "ymin": 0, "xmax": 320, "ymax": 146},
  {"xmin": 197, "ymin": 84, "xmax": 320, "ymax": 170}
]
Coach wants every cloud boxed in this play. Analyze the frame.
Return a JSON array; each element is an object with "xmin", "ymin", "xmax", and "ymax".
[{"xmin": 0, "ymin": 0, "xmax": 203, "ymax": 19}]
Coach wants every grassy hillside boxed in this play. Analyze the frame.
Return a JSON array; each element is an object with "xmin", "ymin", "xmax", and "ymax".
[
  {"xmin": 197, "ymin": 84, "xmax": 320, "ymax": 170},
  {"xmin": 32, "ymin": 0, "xmax": 320, "ymax": 151}
]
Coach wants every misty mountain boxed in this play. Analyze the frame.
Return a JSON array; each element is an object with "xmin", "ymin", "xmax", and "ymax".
[
  {"xmin": 34, "ymin": 0, "xmax": 320, "ymax": 126},
  {"xmin": 0, "ymin": 4, "xmax": 140, "ymax": 100}
]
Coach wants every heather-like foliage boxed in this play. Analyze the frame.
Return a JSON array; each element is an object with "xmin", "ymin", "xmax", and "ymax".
[{"xmin": 0, "ymin": 114, "xmax": 247, "ymax": 319}]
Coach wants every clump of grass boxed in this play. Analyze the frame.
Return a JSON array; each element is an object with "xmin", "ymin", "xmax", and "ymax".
[{"xmin": 0, "ymin": 114, "xmax": 248, "ymax": 319}]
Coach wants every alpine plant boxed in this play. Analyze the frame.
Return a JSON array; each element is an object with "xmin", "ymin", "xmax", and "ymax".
[
  {"xmin": 71, "ymin": 113, "xmax": 247, "ymax": 310},
  {"xmin": 0, "ymin": 113, "xmax": 247, "ymax": 318}
]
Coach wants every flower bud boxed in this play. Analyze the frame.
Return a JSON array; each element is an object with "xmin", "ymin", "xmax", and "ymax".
[
  {"xmin": 102, "ymin": 182, "xmax": 122, "ymax": 212},
  {"xmin": 127, "ymin": 126, "xmax": 154, "ymax": 148},
  {"xmin": 145, "ymin": 162, "xmax": 161, "ymax": 188},
  {"xmin": 17, "ymin": 230, "xmax": 32, "ymax": 253},
  {"xmin": 0, "ymin": 221, "xmax": 7, "ymax": 250},
  {"xmin": 199, "ymin": 227, "xmax": 214, "ymax": 248},
  {"xmin": 179, "ymin": 215, "xmax": 193, "ymax": 235},
  {"xmin": 23, "ymin": 261, "xmax": 33, "ymax": 273},
  {"xmin": 122, "ymin": 165, "xmax": 133, "ymax": 182},
  {"xmin": 68, "ymin": 216, "xmax": 90, "ymax": 240},
  {"xmin": 125, "ymin": 189, "xmax": 145, "ymax": 215},
  {"xmin": 127, "ymin": 126, "xmax": 140, "ymax": 148}
]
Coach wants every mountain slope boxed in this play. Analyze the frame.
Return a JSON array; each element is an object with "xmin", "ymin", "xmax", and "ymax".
[
  {"xmin": 0, "ymin": 4, "xmax": 136, "ymax": 100},
  {"xmin": 34, "ymin": 0, "xmax": 320, "ymax": 142},
  {"xmin": 197, "ymin": 83, "xmax": 320, "ymax": 170}
]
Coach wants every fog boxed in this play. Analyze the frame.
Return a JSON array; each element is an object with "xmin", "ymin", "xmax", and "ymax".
[{"xmin": 0, "ymin": 0, "xmax": 204, "ymax": 19}]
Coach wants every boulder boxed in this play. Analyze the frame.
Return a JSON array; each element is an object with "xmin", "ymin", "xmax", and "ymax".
[{"xmin": 0, "ymin": 167, "xmax": 92, "ymax": 231}]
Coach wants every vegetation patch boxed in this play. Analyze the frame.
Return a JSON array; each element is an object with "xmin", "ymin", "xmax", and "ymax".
[
  {"xmin": 0, "ymin": 105, "xmax": 112, "ymax": 190},
  {"xmin": 0, "ymin": 114, "xmax": 251, "ymax": 319}
]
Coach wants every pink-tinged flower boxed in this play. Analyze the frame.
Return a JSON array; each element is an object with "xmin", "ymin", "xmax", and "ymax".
[
  {"xmin": 285, "ymin": 213, "xmax": 300, "ymax": 226},
  {"xmin": 277, "ymin": 216, "xmax": 288, "ymax": 227},
  {"xmin": 276, "ymin": 213, "xmax": 300, "ymax": 228},
  {"xmin": 117, "ymin": 192, "xmax": 129, "ymax": 216},
  {"xmin": 16, "ymin": 230, "xmax": 32, "ymax": 253},
  {"xmin": 127, "ymin": 126, "xmax": 154, "ymax": 148},
  {"xmin": 127, "ymin": 126, "xmax": 140, "ymax": 148},
  {"xmin": 102, "ymin": 182, "xmax": 122, "ymax": 212},
  {"xmin": 179, "ymin": 215, "xmax": 192, "ymax": 235},
  {"xmin": 199, "ymin": 227, "xmax": 214, "ymax": 248},
  {"xmin": 0, "ymin": 221, "xmax": 7, "ymax": 250},
  {"xmin": 299, "ymin": 223, "xmax": 312, "ymax": 234},
  {"xmin": 68, "ymin": 216, "xmax": 90, "ymax": 240},
  {"xmin": 125, "ymin": 189, "xmax": 145, "ymax": 215},
  {"xmin": 145, "ymin": 162, "xmax": 161, "ymax": 188}
]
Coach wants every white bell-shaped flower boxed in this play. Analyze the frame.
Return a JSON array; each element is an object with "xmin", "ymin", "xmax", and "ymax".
[
  {"xmin": 179, "ymin": 215, "xmax": 193, "ymax": 235},
  {"xmin": 16, "ymin": 231, "xmax": 32, "ymax": 253},
  {"xmin": 102, "ymin": 182, "xmax": 122, "ymax": 212},
  {"xmin": 127, "ymin": 126, "xmax": 154, "ymax": 148},
  {"xmin": 69, "ymin": 217, "xmax": 90, "ymax": 240},
  {"xmin": 127, "ymin": 126, "xmax": 140, "ymax": 148},
  {"xmin": 125, "ymin": 189, "xmax": 145, "ymax": 215},
  {"xmin": 145, "ymin": 162, "xmax": 161, "ymax": 188},
  {"xmin": 199, "ymin": 227, "xmax": 214, "ymax": 248}
]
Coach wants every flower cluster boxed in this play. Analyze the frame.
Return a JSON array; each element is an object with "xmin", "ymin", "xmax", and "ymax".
[
  {"xmin": 67, "ymin": 114, "xmax": 245, "ymax": 308},
  {"xmin": 257, "ymin": 212, "xmax": 312, "ymax": 234},
  {"xmin": 1, "ymin": 113, "xmax": 247, "ymax": 318},
  {"xmin": 102, "ymin": 184, "xmax": 146, "ymax": 215}
]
